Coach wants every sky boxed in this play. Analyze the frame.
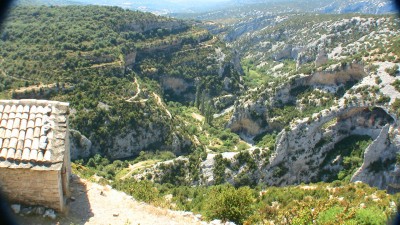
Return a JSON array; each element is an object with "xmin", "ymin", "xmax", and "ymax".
[{"xmin": 168, "ymin": 0, "xmax": 229, "ymax": 3}]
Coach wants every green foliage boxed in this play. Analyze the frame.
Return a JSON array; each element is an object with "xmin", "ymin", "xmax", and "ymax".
[
  {"xmin": 354, "ymin": 207, "xmax": 387, "ymax": 225},
  {"xmin": 320, "ymin": 135, "xmax": 373, "ymax": 182},
  {"xmin": 254, "ymin": 132, "xmax": 277, "ymax": 150},
  {"xmin": 392, "ymin": 98, "xmax": 400, "ymax": 117},
  {"xmin": 132, "ymin": 151, "xmax": 176, "ymax": 164},
  {"xmin": 273, "ymin": 163, "xmax": 289, "ymax": 178},
  {"xmin": 392, "ymin": 80, "xmax": 400, "ymax": 92},
  {"xmin": 377, "ymin": 95, "xmax": 391, "ymax": 104},
  {"xmin": 386, "ymin": 65, "xmax": 399, "ymax": 77},
  {"xmin": 0, "ymin": 5, "xmax": 241, "ymax": 156},
  {"xmin": 73, "ymin": 154, "xmax": 128, "ymax": 180},
  {"xmin": 213, "ymin": 154, "xmax": 227, "ymax": 185},
  {"xmin": 110, "ymin": 171, "xmax": 397, "ymax": 225},
  {"xmin": 316, "ymin": 206, "xmax": 343, "ymax": 224},
  {"xmin": 115, "ymin": 179, "xmax": 162, "ymax": 204},
  {"xmin": 205, "ymin": 185, "xmax": 255, "ymax": 224}
]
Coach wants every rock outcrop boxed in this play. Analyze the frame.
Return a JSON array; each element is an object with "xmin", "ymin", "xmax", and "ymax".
[
  {"xmin": 69, "ymin": 129, "xmax": 92, "ymax": 160},
  {"xmin": 263, "ymin": 103, "xmax": 399, "ymax": 189}
]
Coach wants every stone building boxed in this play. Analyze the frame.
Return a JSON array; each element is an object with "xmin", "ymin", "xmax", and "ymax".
[{"xmin": 0, "ymin": 99, "xmax": 71, "ymax": 212}]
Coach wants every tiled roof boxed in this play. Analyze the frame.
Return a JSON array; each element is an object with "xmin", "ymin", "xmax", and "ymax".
[{"xmin": 0, "ymin": 99, "xmax": 69, "ymax": 170}]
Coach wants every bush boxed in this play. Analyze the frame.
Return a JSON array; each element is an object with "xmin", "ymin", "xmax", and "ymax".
[
  {"xmin": 385, "ymin": 65, "xmax": 399, "ymax": 76},
  {"xmin": 317, "ymin": 206, "xmax": 343, "ymax": 224},
  {"xmin": 354, "ymin": 207, "xmax": 387, "ymax": 225},
  {"xmin": 213, "ymin": 154, "xmax": 228, "ymax": 185},
  {"xmin": 205, "ymin": 185, "xmax": 255, "ymax": 224},
  {"xmin": 126, "ymin": 180, "xmax": 161, "ymax": 203}
]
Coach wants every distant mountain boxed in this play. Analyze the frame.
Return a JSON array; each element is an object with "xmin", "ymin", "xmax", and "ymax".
[
  {"xmin": 230, "ymin": 0, "xmax": 396, "ymax": 14},
  {"xmin": 317, "ymin": 0, "xmax": 396, "ymax": 14},
  {"xmin": 14, "ymin": 0, "xmax": 397, "ymax": 14},
  {"xmin": 14, "ymin": 0, "xmax": 232, "ymax": 14},
  {"xmin": 14, "ymin": 0, "xmax": 83, "ymax": 6}
]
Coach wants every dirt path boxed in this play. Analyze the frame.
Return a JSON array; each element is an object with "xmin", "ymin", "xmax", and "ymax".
[
  {"xmin": 120, "ymin": 160, "xmax": 158, "ymax": 180},
  {"xmin": 126, "ymin": 77, "xmax": 142, "ymax": 103},
  {"xmin": 191, "ymin": 113, "xmax": 204, "ymax": 122},
  {"xmin": 16, "ymin": 176, "xmax": 203, "ymax": 225},
  {"xmin": 153, "ymin": 92, "xmax": 172, "ymax": 119}
]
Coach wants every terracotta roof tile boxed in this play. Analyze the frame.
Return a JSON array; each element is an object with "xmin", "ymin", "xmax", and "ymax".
[
  {"xmin": 27, "ymin": 120, "xmax": 35, "ymax": 129},
  {"xmin": 4, "ymin": 105, "xmax": 10, "ymax": 113},
  {"xmin": 10, "ymin": 105, "xmax": 16, "ymax": 113},
  {"xmin": 16, "ymin": 105, "xmax": 23, "ymax": 113},
  {"xmin": 21, "ymin": 147, "xmax": 30, "ymax": 162},
  {"xmin": 23, "ymin": 105, "xmax": 29, "ymax": 113},
  {"xmin": 0, "ymin": 100, "xmax": 69, "ymax": 169},
  {"xmin": 33, "ymin": 127, "xmax": 41, "ymax": 138},
  {"xmin": 11, "ymin": 129, "xmax": 19, "ymax": 138},
  {"xmin": 6, "ymin": 119, "xmax": 14, "ymax": 130},
  {"xmin": 13, "ymin": 117, "xmax": 21, "ymax": 129},
  {"xmin": 0, "ymin": 128, "xmax": 5, "ymax": 138},
  {"xmin": 20, "ymin": 119, "xmax": 27, "ymax": 131},
  {"xmin": 7, "ymin": 148, "xmax": 15, "ymax": 160},
  {"xmin": 9, "ymin": 112, "xmax": 15, "ymax": 119},
  {"xmin": 0, "ymin": 120, "xmax": 6, "ymax": 129}
]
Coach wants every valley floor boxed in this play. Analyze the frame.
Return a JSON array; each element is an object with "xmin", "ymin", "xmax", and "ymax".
[{"xmin": 15, "ymin": 175, "xmax": 203, "ymax": 225}]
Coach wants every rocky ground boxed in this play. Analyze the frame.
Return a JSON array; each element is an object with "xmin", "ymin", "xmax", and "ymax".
[{"xmin": 13, "ymin": 175, "xmax": 209, "ymax": 225}]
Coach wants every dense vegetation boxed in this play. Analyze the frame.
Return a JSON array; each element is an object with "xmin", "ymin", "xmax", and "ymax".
[
  {"xmin": 73, "ymin": 160, "xmax": 399, "ymax": 225},
  {"xmin": 0, "ymin": 5, "xmax": 242, "ymax": 156},
  {"xmin": 320, "ymin": 135, "xmax": 373, "ymax": 182},
  {"xmin": 3, "ymin": 4, "xmax": 400, "ymax": 225}
]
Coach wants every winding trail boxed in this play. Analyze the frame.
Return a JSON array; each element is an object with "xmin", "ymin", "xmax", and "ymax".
[
  {"xmin": 126, "ymin": 77, "xmax": 142, "ymax": 103},
  {"xmin": 120, "ymin": 160, "xmax": 158, "ymax": 180},
  {"xmin": 153, "ymin": 92, "xmax": 172, "ymax": 119}
]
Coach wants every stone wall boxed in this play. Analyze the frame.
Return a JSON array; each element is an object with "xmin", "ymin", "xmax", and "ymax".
[{"xmin": 0, "ymin": 168, "xmax": 64, "ymax": 212}]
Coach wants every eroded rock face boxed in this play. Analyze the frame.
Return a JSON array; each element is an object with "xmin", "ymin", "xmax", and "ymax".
[
  {"xmin": 110, "ymin": 126, "xmax": 191, "ymax": 159},
  {"xmin": 263, "ymin": 104, "xmax": 399, "ymax": 189},
  {"xmin": 69, "ymin": 129, "xmax": 92, "ymax": 160},
  {"xmin": 310, "ymin": 63, "xmax": 366, "ymax": 85},
  {"xmin": 124, "ymin": 51, "xmax": 137, "ymax": 70},
  {"xmin": 162, "ymin": 77, "xmax": 192, "ymax": 96},
  {"xmin": 228, "ymin": 62, "xmax": 367, "ymax": 138}
]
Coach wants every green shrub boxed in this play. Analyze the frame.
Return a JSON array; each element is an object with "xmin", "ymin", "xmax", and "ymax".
[
  {"xmin": 213, "ymin": 154, "xmax": 226, "ymax": 185},
  {"xmin": 205, "ymin": 185, "xmax": 255, "ymax": 224},
  {"xmin": 124, "ymin": 180, "xmax": 161, "ymax": 203},
  {"xmin": 317, "ymin": 206, "xmax": 343, "ymax": 224},
  {"xmin": 386, "ymin": 65, "xmax": 399, "ymax": 76},
  {"xmin": 354, "ymin": 207, "xmax": 387, "ymax": 225}
]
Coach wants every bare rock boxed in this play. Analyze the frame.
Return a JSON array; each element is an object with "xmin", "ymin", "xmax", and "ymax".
[
  {"xmin": 34, "ymin": 206, "xmax": 45, "ymax": 215},
  {"xmin": 43, "ymin": 209, "xmax": 56, "ymax": 220},
  {"xmin": 11, "ymin": 204, "xmax": 20, "ymax": 214}
]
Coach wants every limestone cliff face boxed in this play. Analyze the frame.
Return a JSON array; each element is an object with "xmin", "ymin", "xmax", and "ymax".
[
  {"xmin": 109, "ymin": 125, "xmax": 191, "ymax": 159},
  {"xmin": 69, "ymin": 129, "xmax": 92, "ymax": 160},
  {"xmin": 124, "ymin": 51, "xmax": 137, "ymax": 70},
  {"xmin": 162, "ymin": 77, "xmax": 192, "ymax": 98},
  {"xmin": 264, "ymin": 103, "xmax": 399, "ymax": 189},
  {"xmin": 350, "ymin": 125, "xmax": 398, "ymax": 188},
  {"xmin": 228, "ymin": 97, "xmax": 268, "ymax": 138},
  {"xmin": 310, "ymin": 63, "xmax": 367, "ymax": 85},
  {"xmin": 110, "ymin": 126, "xmax": 165, "ymax": 159},
  {"xmin": 228, "ymin": 62, "xmax": 366, "ymax": 138}
]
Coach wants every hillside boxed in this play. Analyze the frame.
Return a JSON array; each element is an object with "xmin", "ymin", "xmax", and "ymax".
[
  {"xmin": 2, "ymin": 3, "xmax": 400, "ymax": 225},
  {"xmin": 0, "ymin": 5, "xmax": 242, "ymax": 159}
]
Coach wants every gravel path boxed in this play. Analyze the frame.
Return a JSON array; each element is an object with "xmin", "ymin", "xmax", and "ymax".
[{"xmin": 15, "ymin": 176, "xmax": 203, "ymax": 225}]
